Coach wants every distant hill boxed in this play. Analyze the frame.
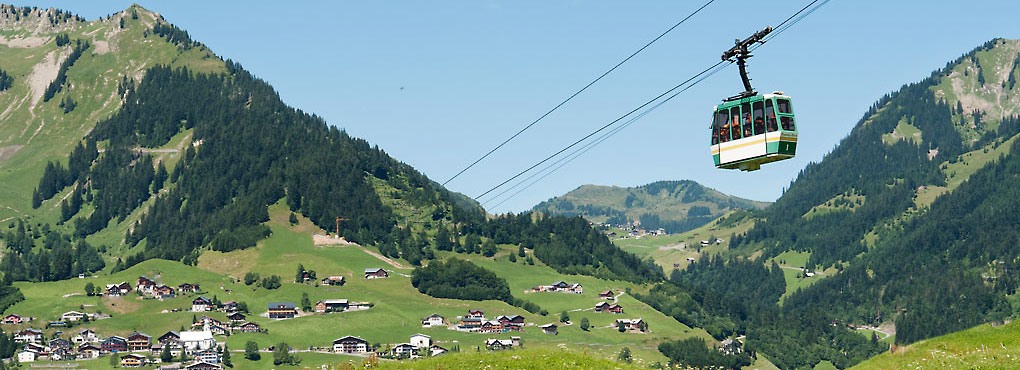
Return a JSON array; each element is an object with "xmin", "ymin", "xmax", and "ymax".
[{"xmin": 532, "ymin": 181, "xmax": 769, "ymax": 233}]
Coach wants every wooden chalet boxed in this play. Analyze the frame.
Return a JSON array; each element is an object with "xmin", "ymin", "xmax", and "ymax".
[
  {"xmin": 268, "ymin": 302, "xmax": 297, "ymax": 319},
  {"xmin": 314, "ymin": 299, "xmax": 348, "ymax": 313},
  {"xmin": 540, "ymin": 323, "xmax": 558, "ymax": 335},
  {"xmin": 154, "ymin": 284, "xmax": 176, "ymax": 298},
  {"xmin": 226, "ymin": 312, "xmax": 246, "ymax": 323},
  {"xmin": 178, "ymin": 283, "xmax": 201, "ymax": 294},
  {"xmin": 61, "ymin": 311, "xmax": 87, "ymax": 322},
  {"xmin": 221, "ymin": 301, "xmax": 238, "ymax": 312},
  {"xmin": 194, "ymin": 348, "xmax": 220, "ymax": 363},
  {"xmin": 120, "ymin": 353, "xmax": 147, "ymax": 367},
  {"xmin": 101, "ymin": 336, "xmax": 128, "ymax": 353},
  {"xmin": 533, "ymin": 281, "xmax": 583, "ymax": 294},
  {"xmin": 392, "ymin": 343, "xmax": 417, "ymax": 358},
  {"xmin": 73, "ymin": 329, "xmax": 100, "ymax": 344},
  {"xmin": 192, "ymin": 296, "xmax": 213, "ymax": 312},
  {"xmin": 233, "ymin": 321, "xmax": 261, "ymax": 333},
  {"xmin": 332, "ymin": 336, "xmax": 369, "ymax": 353},
  {"xmin": 185, "ymin": 360, "xmax": 223, "ymax": 370},
  {"xmin": 128, "ymin": 332, "xmax": 152, "ymax": 351},
  {"xmin": 106, "ymin": 282, "xmax": 132, "ymax": 296},
  {"xmin": 14, "ymin": 328, "xmax": 43, "ymax": 343},
  {"xmin": 24, "ymin": 342, "xmax": 45, "ymax": 353},
  {"xmin": 137, "ymin": 276, "xmax": 156, "ymax": 293},
  {"xmin": 595, "ymin": 302, "xmax": 624, "ymax": 314},
  {"xmin": 615, "ymin": 318, "xmax": 646, "ymax": 332},
  {"xmin": 484, "ymin": 338, "xmax": 516, "ymax": 351},
  {"xmin": 77, "ymin": 343, "xmax": 101, "ymax": 359},
  {"xmin": 2, "ymin": 314, "xmax": 23, "ymax": 325},
  {"xmin": 364, "ymin": 268, "xmax": 389, "ymax": 279},
  {"xmin": 49, "ymin": 338, "xmax": 73, "ymax": 351},
  {"xmin": 321, "ymin": 275, "xmax": 345, "ymax": 286},
  {"xmin": 598, "ymin": 290, "xmax": 615, "ymax": 299},
  {"xmin": 50, "ymin": 347, "xmax": 75, "ymax": 361},
  {"xmin": 421, "ymin": 313, "xmax": 445, "ymax": 327},
  {"xmin": 479, "ymin": 321, "xmax": 502, "ymax": 333},
  {"xmin": 158, "ymin": 331, "xmax": 181, "ymax": 345}
]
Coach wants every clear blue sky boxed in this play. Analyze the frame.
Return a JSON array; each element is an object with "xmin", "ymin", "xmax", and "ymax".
[{"xmin": 13, "ymin": 1, "xmax": 1020, "ymax": 213}]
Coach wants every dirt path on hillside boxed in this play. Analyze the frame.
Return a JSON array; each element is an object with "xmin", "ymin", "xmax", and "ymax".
[{"xmin": 359, "ymin": 246, "xmax": 405, "ymax": 269}]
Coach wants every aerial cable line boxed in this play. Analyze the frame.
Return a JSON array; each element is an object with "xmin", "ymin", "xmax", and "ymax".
[
  {"xmin": 483, "ymin": 61, "xmax": 733, "ymax": 208},
  {"xmin": 475, "ymin": 0, "xmax": 830, "ymax": 205},
  {"xmin": 475, "ymin": 59, "xmax": 729, "ymax": 201},
  {"xmin": 441, "ymin": 0, "xmax": 718, "ymax": 187},
  {"xmin": 759, "ymin": 0, "xmax": 830, "ymax": 45}
]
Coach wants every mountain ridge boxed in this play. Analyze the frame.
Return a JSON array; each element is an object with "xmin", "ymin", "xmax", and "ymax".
[{"xmin": 533, "ymin": 180, "xmax": 768, "ymax": 234}]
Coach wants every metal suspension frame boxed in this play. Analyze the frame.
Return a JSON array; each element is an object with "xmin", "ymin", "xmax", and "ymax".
[{"xmin": 721, "ymin": 26, "xmax": 773, "ymax": 101}]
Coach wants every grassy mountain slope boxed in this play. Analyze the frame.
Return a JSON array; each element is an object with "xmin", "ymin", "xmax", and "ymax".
[
  {"xmin": 0, "ymin": 5, "xmax": 221, "ymax": 225},
  {"xmin": 697, "ymin": 38, "xmax": 1020, "ymax": 347},
  {"xmin": 852, "ymin": 321, "xmax": 1020, "ymax": 370},
  {"xmin": 5, "ymin": 203, "xmax": 710, "ymax": 368},
  {"xmin": 533, "ymin": 181, "xmax": 769, "ymax": 234},
  {"xmin": 0, "ymin": 5, "xmax": 683, "ymax": 367},
  {"xmin": 609, "ymin": 38, "xmax": 1020, "ymax": 369}
]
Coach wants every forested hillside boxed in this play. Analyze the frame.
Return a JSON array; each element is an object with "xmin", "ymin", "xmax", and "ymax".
[
  {"xmin": 4, "ymin": 4, "xmax": 1020, "ymax": 369},
  {"xmin": 645, "ymin": 38, "xmax": 1020, "ymax": 357},
  {"xmin": 533, "ymin": 181, "xmax": 768, "ymax": 233},
  {"xmin": 2, "ymin": 5, "xmax": 657, "ymax": 289}
]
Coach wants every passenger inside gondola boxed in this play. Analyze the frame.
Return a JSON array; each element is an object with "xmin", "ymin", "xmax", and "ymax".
[{"xmin": 730, "ymin": 113, "xmax": 742, "ymax": 140}]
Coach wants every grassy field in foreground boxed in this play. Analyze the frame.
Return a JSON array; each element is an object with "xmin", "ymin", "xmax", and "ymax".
[
  {"xmin": 852, "ymin": 320, "xmax": 1020, "ymax": 369},
  {"xmin": 374, "ymin": 347, "xmax": 646, "ymax": 370}
]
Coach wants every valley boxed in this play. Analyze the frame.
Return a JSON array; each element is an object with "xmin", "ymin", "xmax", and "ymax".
[{"xmin": 0, "ymin": 3, "xmax": 1018, "ymax": 370}]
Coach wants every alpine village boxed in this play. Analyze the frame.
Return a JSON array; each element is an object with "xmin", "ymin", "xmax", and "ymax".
[{"xmin": 0, "ymin": 3, "xmax": 1018, "ymax": 370}]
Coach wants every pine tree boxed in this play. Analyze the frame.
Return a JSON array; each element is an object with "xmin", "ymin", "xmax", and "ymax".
[
  {"xmin": 300, "ymin": 292, "xmax": 311, "ymax": 312},
  {"xmin": 160, "ymin": 344, "xmax": 172, "ymax": 363},
  {"xmin": 222, "ymin": 343, "xmax": 233, "ymax": 367}
]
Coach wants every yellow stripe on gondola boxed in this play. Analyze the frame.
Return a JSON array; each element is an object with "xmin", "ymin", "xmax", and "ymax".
[{"xmin": 710, "ymin": 134, "xmax": 797, "ymax": 155}]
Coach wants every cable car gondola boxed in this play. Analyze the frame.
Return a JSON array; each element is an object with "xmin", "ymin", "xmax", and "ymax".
[{"xmin": 710, "ymin": 26, "xmax": 797, "ymax": 171}]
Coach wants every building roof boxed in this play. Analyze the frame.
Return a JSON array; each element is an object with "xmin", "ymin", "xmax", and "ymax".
[
  {"xmin": 333, "ymin": 335, "xmax": 367, "ymax": 344},
  {"xmin": 319, "ymin": 299, "xmax": 349, "ymax": 305},
  {"xmin": 268, "ymin": 302, "xmax": 296, "ymax": 309}
]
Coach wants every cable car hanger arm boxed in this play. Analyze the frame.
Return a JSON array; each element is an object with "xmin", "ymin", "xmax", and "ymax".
[{"xmin": 721, "ymin": 26, "xmax": 772, "ymax": 100}]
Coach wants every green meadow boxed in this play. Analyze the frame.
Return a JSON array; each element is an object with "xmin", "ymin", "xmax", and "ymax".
[
  {"xmin": 852, "ymin": 320, "xmax": 1020, "ymax": 369},
  {"xmin": 5, "ymin": 203, "xmax": 710, "ymax": 368}
]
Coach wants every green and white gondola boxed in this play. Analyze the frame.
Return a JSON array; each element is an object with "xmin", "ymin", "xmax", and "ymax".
[{"xmin": 710, "ymin": 92, "xmax": 797, "ymax": 171}]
